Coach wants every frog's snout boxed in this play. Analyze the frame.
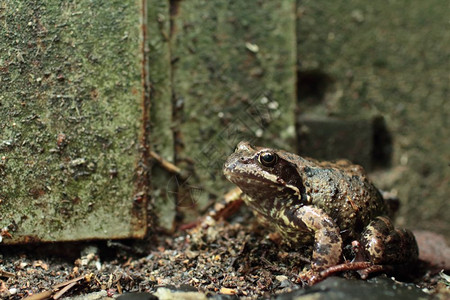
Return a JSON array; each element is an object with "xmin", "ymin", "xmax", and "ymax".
[{"xmin": 223, "ymin": 158, "xmax": 236, "ymax": 175}]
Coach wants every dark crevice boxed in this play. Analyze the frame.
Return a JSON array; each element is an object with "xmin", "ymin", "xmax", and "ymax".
[
  {"xmin": 169, "ymin": 0, "xmax": 182, "ymax": 36},
  {"xmin": 168, "ymin": 0, "xmax": 185, "ymax": 214},
  {"xmin": 297, "ymin": 70, "xmax": 334, "ymax": 104},
  {"xmin": 372, "ymin": 116, "xmax": 393, "ymax": 169}
]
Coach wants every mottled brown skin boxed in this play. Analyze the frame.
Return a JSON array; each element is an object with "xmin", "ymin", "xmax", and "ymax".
[{"xmin": 223, "ymin": 141, "xmax": 418, "ymax": 283}]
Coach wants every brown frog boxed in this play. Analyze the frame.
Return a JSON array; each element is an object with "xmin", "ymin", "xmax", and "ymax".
[{"xmin": 223, "ymin": 141, "xmax": 418, "ymax": 284}]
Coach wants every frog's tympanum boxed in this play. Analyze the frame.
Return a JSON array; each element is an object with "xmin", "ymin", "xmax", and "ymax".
[{"xmin": 223, "ymin": 141, "xmax": 418, "ymax": 284}]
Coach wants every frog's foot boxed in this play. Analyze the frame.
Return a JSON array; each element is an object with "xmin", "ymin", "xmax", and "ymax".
[
  {"xmin": 297, "ymin": 262, "xmax": 389, "ymax": 286},
  {"xmin": 319, "ymin": 261, "xmax": 390, "ymax": 280},
  {"xmin": 297, "ymin": 269, "xmax": 323, "ymax": 286}
]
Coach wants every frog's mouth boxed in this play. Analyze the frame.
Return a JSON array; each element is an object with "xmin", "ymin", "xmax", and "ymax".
[
  {"xmin": 224, "ymin": 167, "xmax": 277, "ymax": 185},
  {"xmin": 224, "ymin": 157, "xmax": 277, "ymax": 183},
  {"xmin": 225, "ymin": 164, "xmax": 298, "ymax": 190}
]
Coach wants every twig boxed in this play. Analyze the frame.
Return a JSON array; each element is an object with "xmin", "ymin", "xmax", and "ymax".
[
  {"xmin": 0, "ymin": 269, "xmax": 14, "ymax": 278},
  {"xmin": 53, "ymin": 281, "xmax": 77, "ymax": 300},
  {"xmin": 22, "ymin": 290, "xmax": 53, "ymax": 300},
  {"xmin": 22, "ymin": 274, "xmax": 88, "ymax": 300},
  {"xmin": 52, "ymin": 274, "xmax": 86, "ymax": 289},
  {"xmin": 149, "ymin": 150, "xmax": 181, "ymax": 174}
]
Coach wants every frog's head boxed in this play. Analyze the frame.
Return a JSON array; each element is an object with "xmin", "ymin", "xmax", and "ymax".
[{"xmin": 223, "ymin": 141, "xmax": 306, "ymax": 205}]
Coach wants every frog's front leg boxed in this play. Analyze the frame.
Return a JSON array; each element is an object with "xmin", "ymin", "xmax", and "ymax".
[{"xmin": 284, "ymin": 205, "xmax": 342, "ymax": 282}]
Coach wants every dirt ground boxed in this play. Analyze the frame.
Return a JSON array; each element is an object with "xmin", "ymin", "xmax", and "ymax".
[{"xmin": 0, "ymin": 209, "xmax": 449, "ymax": 299}]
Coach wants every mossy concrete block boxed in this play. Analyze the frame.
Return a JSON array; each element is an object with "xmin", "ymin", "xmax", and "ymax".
[
  {"xmin": 147, "ymin": 0, "xmax": 176, "ymax": 230},
  {"xmin": 170, "ymin": 1, "xmax": 297, "ymax": 211},
  {"xmin": 0, "ymin": 1, "xmax": 148, "ymax": 243},
  {"xmin": 297, "ymin": 0, "xmax": 449, "ymax": 236}
]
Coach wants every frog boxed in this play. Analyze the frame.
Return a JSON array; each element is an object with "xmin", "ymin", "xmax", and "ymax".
[{"xmin": 223, "ymin": 141, "xmax": 418, "ymax": 284}]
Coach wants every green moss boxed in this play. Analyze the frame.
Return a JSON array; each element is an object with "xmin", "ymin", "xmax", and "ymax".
[{"xmin": 0, "ymin": 0, "xmax": 145, "ymax": 242}]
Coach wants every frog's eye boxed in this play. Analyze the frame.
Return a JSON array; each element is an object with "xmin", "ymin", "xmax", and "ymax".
[{"xmin": 258, "ymin": 152, "xmax": 278, "ymax": 167}]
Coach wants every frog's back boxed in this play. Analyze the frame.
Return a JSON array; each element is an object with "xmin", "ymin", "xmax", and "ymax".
[{"xmin": 294, "ymin": 156, "xmax": 387, "ymax": 241}]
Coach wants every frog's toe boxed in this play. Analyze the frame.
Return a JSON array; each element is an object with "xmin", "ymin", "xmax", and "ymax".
[
  {"xmin": 297, "ymin": 262, "xmax": 385, "ymax": 285},
  {"xmin": 356, "ymin": 264, "xmax": 391, "ymax": 279},
  {"xmin": 317, "ymin": 261, "xmax": 393, "ymax": 280},
  {"xmin": 319, "ymin": 261, "xmax": 372, "ymax": 278}
]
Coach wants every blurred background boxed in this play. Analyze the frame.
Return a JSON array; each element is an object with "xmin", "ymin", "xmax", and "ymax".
[
  {"xmin": 0, "ymin": 0, "xmax": 448, "ymax": 243},
  {"xmin": 152, "ymin": 0, "xmax": 449, "ymax": 238}
]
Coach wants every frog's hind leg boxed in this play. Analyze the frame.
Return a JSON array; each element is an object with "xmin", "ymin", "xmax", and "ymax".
[
  {"xmin": 317, "ymin": 238, "xmax": 392, "ymax": 280},
  {"xmin": 360, "ymin": 216, "xmax": 418, "ymax": 265},
  {"xmin": 317, "ymin": 216, "xmax": 419, "ymax": 282}
]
